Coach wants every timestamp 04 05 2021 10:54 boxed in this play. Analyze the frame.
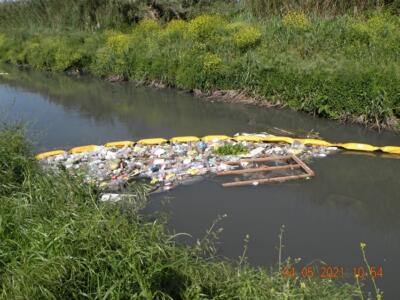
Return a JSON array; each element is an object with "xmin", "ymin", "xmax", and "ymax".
[{"xmin": 281, "ymin": 265, "xmax": 384, "ymax": 280}]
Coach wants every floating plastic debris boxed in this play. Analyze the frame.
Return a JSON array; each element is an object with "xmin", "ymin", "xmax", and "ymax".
[{"xmin": 39, "ymin": 133, "xmax": 339, "ymax": 194}]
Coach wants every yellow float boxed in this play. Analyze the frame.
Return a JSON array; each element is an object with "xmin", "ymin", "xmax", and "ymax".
[
  {"xmin": 169, "ymin": 136, "xmax": 200, "ymax": 143},
  {"xmin": 380, "ymin": 146, "xmax": 400, "ymax": 154},
  {"xmin": 35, "ymin": 150, "xmax": 66, "ymax": 160},
  {"xmin": 70, "ymin": 145, "xmax": 99, "ymax": 154},
  {"xmin": 234, "ymin": 135, "xmax": 264, "ymax": 142},
  {"xmin": 202, "ymin": 135, "xmax": 232, "ymax": 142},
  {"xmin": 104, "ymin": 141, "xmax": 134, "ymax": 148},
  {"xmin": 337, "ymin": 143, "xmax": 380, "ymax": 152},
  {"xmin": 137, "ymin": 138, "xmax": 168, "ymax": 145}
]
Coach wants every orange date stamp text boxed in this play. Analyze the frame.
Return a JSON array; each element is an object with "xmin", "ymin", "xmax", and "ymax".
[{"xmin": 281, "ymin": 265, "xmax": 384, "ymax": 280}]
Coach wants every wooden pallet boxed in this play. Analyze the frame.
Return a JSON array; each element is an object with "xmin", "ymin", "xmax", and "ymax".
[{"xmin": 218, "ymin": 155, "xmax": 315, "ymax": 187}]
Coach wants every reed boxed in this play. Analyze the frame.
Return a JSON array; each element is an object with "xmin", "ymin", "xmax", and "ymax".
[
  {"xmin": 242, "ymin": 0, "xmax": 398, "ymax": 17},
  {"xmin": 0, "ymin": 0, "xmax": 231, "ymax": 30}
]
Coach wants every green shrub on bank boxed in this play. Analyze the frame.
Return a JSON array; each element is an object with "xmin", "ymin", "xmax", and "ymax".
[
  {"xmin": 92, "ymin": 31, "xmax": 134, "ymax": 76},
  {"xmin": 0, "ymin": 32, "xmax": 99, "ymax": 71},
  {"xmin": 0, "ymin": 12, "xmax": 399, "ymax": 128},
  {"xmin": 24, "ymin": 35, "xmax": 84, "ymax": 71},
  {"xmin": 282, "ymin": 11, "xmax": 311, "ymax": 30},
  {"xmin": 0, "ymin": 127, "xmax": 360, "ymax": 299},
  {"xmin": 232, "ymin": 25, "xmax": 262, "ymax": 50}
]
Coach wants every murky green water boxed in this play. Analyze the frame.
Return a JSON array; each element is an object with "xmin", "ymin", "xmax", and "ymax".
[{"xmin": 1, "ymin": 66, "xmax": 400, "ymax": 297}]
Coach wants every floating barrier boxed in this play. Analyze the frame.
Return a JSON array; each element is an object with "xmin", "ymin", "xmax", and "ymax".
[
  {"xmin": 35, "ymin": 150, "xmax": 67, "ymax": 160},
  {"xmin": 70, "ymin": 145, "xmax": 99, "ymax": 154},
  {"xmin": 202, "ymin": 135, "xmax": 231, "ymax": 142},
  {"xmin": 170, "ymin": 136, "xmax": 200, "ymax": 143},
  {"xmin": 104, "ymin": 141, "xmax": 134, "ymax": 148},
  {"xmin": 335, "ymin": 143, "xmax": 380, "ymax": 152},
  {"xmin": 234, "ymin": 135, "xmax": 264, "ymax": 142},
  {"xmin": 379, "ymin": 146, "xmax": 400, "ymax": 155},
  {"xmin": 137, "ymin": 138, "xmax": 168, "ymax": 145},
  {"xmin": 34, "ymin": 134, "xmax": 400, "ymax": 160}
]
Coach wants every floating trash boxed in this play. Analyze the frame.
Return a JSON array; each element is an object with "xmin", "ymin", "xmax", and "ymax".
[{"xmin": 39, "ymin": 133, "xmax": 339, "ymax": 197}]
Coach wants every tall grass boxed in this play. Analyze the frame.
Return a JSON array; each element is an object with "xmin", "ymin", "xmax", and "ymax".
[
  {"xmin": 0, "ymin": 126, "xmax": 360, "ymax": 298},
  {"xmin": 0, "ymin": 0, "xmax": 233, "ymax": 30},
  {"xmin": 242, "ymin": 0, "xmax": 400, "ymax": 17},
  {"xmin": 0, "ymin": 0, "xmax": 398, "ymax": 30}
]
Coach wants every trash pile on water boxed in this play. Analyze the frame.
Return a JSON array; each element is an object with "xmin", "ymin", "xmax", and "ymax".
[{"xmin": 39, "ymin": 134, "xmax": 338, "ymax": 199}]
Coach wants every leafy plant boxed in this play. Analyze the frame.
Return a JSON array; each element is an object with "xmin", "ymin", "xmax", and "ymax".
[{"xmin": 214, "ymin": 143, "xmax": 249, "ymax": 155}]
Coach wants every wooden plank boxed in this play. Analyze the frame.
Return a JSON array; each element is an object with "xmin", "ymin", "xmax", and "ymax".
[
  {"xmin": 222, "ymin": 174, "xmax": 311, "ymax": 187},
  {"xmin": 225, "ymin": 155, "xmax": 293, "ymax": 165},
  {"xmin": 291, "ymin": 155, "xmax": 315, "ymax": 176},
  {"xmin": 217, "ymin": 164, "xmax": 300, "ymax": 176}
]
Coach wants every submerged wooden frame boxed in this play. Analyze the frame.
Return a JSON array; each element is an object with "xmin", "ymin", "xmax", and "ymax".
[{"xmin": 218, "ymin": 155, "xmax": 315, "ymax": 188}]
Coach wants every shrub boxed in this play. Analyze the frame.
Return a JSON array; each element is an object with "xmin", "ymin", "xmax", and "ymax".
[
  {"xmin": 52, "ymin": 37, "xmax": 86, "ymax": 71},
  {"xmin": 22, "ymin": 35, "xmax": 86, "ymax": 71},
  {"xmin": 175, "ymin": 47, "xmax": 228, "ymax": 90},
  {"xmin": 186, "ymin": 15, "xmax": 228, "ymax": 43},
  {"xmin": 346, "ymin": 12, "xmax": 400, "ymax": 52},
  {"xmin": 0, "ymin": 32, "xmax": 34, "ymax": 65},
  {"xmin": 135, "ymin": 18, "xmax": 161, "ymax": 33},
  {"xmin": 282, "ymin": 11, "xmax": 311, "ymax": 30},
  {"xmin": 233, "ymin": 25, "xmax": 262, "ymax": 50},
  {"xmin": 349, "ymin": 12, "xmax": 398, "ymax": 38},
  {"xmin": 203, "ymin": 52, "xmax": 222, "ymax": 72},
  {"xmin": 175, "ymin": 47, "xmax": 207, "ymax": 89},
  {"xmin": 92, "ymin": 32, "xmax": 134, "ymax": 76},
  {"xmin": 161, "ymin": 19, "xmax": 187, "ymax": 40}
]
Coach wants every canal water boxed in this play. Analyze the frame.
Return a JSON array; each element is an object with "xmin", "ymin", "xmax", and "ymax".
[{"xmin": 1, "ymin": 66, "xmax": 399, "ymax": 298}]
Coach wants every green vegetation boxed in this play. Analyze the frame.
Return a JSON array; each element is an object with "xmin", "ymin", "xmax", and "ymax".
[
  {"xmin": 0, "ymin": 0, "xmax": 398, "ymax": 30},
  {"xmin": 214, "ymin": 143, "xmax": 249, "ymax": 155},
  {"xmin": 1, "ymin": 12, "xmax": 399, "ymax": 130},
  {"xmin": 243, "ymin": 0, "xmax": 400, "ymax": 16},
  {"xmin": 0, "ymin": 126, "xmax": 361, "ymax": 298},
  {"xmin": 0, "ymin": 1, "xmax": 399, "ymax": 131},
  {"xmin": 0, "ymin": 0, "xmax": 233, "ymax": 30}
]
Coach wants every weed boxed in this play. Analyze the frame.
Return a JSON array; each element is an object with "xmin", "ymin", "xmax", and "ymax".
[
  {"xmin": 282, "ymin": 11, "xmax": 311, "ymax": 30},
  {"xmin": 359, "ymin": 242, "xmax": 383, "ymax": 300},
  {"xmin": 214, "ymin": 143, "xmax": 249, "ymax": 155},
  {"xmin": 233, "ymin": 25, "xmax": 262, "ymax": 50}
]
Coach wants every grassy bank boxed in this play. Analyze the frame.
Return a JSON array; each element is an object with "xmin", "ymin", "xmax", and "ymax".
[
  {"xmin": 0, "ymin": 2, "xmax": 399, "ymax": 131},
  {"xmin": 0, "ymin": 126, "xmax": 361, "ymax": 299},
  {"xmin": 1, "ymin": 14, "xmax": 399, "ymax": 130}
]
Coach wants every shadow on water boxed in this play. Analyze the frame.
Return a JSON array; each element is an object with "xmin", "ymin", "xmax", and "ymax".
[{"xmin": 1, "ymin": 65, "xmax": 400, "ymax": 297}]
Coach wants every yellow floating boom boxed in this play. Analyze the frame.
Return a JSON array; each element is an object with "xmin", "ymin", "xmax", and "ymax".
[
  {"xmin": 34, "ymin": 134, "xmax": 400, "ymax": 159},
  {"xmin": 35, "ymin": 150, "xmax": 66, "ymax": 160},
  {"xmin": 70, "ymin": 145, "xmax": 99, "ymax": 154},
  {"xmin": 170, "ymin": 136, "xmax": 200, "ymax": 143},
  {"xmin": 137, "ymin": 138, "xmax": 168, "ymax": 145}
]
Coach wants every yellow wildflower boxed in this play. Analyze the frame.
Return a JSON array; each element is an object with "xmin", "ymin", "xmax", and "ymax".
[{"xmin": 282, "ymin": 11, "xmax": 310, "ymax": 30}]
